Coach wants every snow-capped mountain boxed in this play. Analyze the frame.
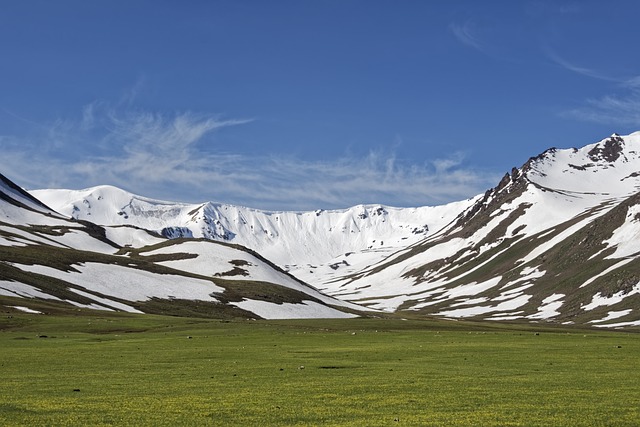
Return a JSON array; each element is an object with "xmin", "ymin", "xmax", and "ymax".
[
  {"xmin": 328, "ymin": 133, "xmax": 640, "ymax": 327},
  {"xmin": 10, "ymin": 132, "xmax": 640, "ymax": 328},
  {"xmin": 0, "ymin": 173, "xmax": 361, "ymax": 319},
  {"xmin": 32, "ymin": 186, "xmax": 474, "ymax": 286}
]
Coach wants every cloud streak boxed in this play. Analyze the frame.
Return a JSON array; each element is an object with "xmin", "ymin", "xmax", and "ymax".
[
  {"xmin": 545, "ymin": 48, "xmax": 619, "ymax": 83},
  {"xmin": 546, "ymin": 50, "xmax": 640, "ymax": 127},
  {"xmin": 562, "ymin": 90, "xmax": 640, "ymax": 126},
  {"xmin": 1, "ymin": 104, "xmax": 500, "ymax": 211},
  {"xmin": 449, "ymin": 21, "xmax": 487, "ymax": 53}
]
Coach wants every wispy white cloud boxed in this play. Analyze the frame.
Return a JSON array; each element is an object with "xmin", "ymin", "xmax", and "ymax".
[
  {"xmin": 118, "ymin": 75, "xmax": 146, "ymax": 106},
  {"xmin": 545, "ymin": 48, "xmax": 618, "ymax": 82},
  {"xmin": 546, "ymin": 49, "xmax": 640, "ymax": 126},
  {"xmin": 449, "ymin": 21, "xmax": 486, "ymax": 53},
  {"xmin": 562, "ymin": 90, "xmax": 640, "ymax": 126},
  {"xmin": 525, "ymin": 2, "xmax": 582, "ymax": 18},
  {"xmin": 0, "ymin": 104, "xmax": 500, "ymax": 210}
]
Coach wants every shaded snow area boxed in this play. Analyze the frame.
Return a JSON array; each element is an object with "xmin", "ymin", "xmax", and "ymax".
[
  {"xmin": 68, "ymin": 288, "xmax": 144, "ymax": 313},
  {"xmin": 292, "ymin": 246, "xmax": 413, "ymax": 288},
  {"xmin": 232, "ymin": 299, "xmax": 358, "ymax": 319},
  {"xmin": 0, "ymin": 176, "xmax": 61, "ymax": 217},
  {"xmin": 65, "ymin": 300, "xmax": 117, "ymax": 312},
  {"xmin": 0, "ymin": 234, "xmax": 28, "ymax": 247},
  {"xmin": 0, "ymin": 199, "xmax": 70, "ymax": 227},
  {"xmin": 105, "ymin": 226, "xmax": 165, "ymax": 248},
  {"xmin": 48, "ymin": 229, "xmax": 119, "ymax": 254},
  {"xmin": 0, "ymin": 223, "xmax": 116, "ymax": 254},
  {"xmin": 0, "ymin": 280, "xmax": 63, "ymax": 300},
  {"xmin": 0, "ymin": 225, "xmax": 66, "ymax": 248},
  {"xmin": 14, "ymin": 263, "xmax": 224, "ymax": 302}
]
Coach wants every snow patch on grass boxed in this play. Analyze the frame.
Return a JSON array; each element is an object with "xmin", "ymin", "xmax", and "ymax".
[
  {"xmin": 231, "ymin": 299, "xmax": 358, "ymax": 319},
  {"xmin": 528, "ymin": 294, "xmax": 564, "ymax": 319},
  {"xmin": 593, "ymin": 320, "xmax": 640, "ymax": 328},
  {"xmin": 436, "ymin": 293, "xmax": 531, "ymax": 318},
  {"xmin": 603, "ymin": 204, "xmax": 640, "ymax": 258},
  {"xmin": 15, "ymin": 262, "xmax": 224, "ymax": 302},
  {"xmin": 589, "ymin": 309, "xmax": 633, "ymax": 324},
  {"xmin": 0, "ymin": 280, "xmax": 62, "ymax": 300},
  {"xmin": 9, "ymin": 306, "xmax": 42, "ymax": 314},
  {"xmin": 583, "ymin": 283, "xmax": 640, "ymax": 310},
  {"xmin": 105, "ymin": 226, "xmax": 165, "ymax": 248},
  {"xmin": 69, "ymin": 288, "xmax": 144, "ymax": 313},
  {"xmin": 518, "ymin": 215, "xmax": 607, "ymax": 265},
  {"xmin": 147, "ymin": 240, "xmax": 360, "ymax": 310},
  {"xmin": 0, "ymin": 225, "xmax": 66, "ymax": 248},
  {"xmin": 0, "ymin": 235, "xmax": 28, "ymax": 247},
  {"xmin": 500, "ymin": 267, "xmax": 545, "ymax": 290}
]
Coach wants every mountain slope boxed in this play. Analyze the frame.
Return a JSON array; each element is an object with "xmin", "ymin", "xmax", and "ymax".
[
  {"xmin": 0, "ymin": 173, "xmax": 59, "ymax": 217},
  {"xmin": 32, "ymin": 186, "xmax": 474, "ymax": 286},
  {"xmin": 17, "ymin": 132, "xmax": 640, "ymax": 328},
  {"xmin": 326, "ymin": 133, "xmax": 640, "ymax": 328},
  {"xmin": 0, "ymin": 174, "xmax": 360, "ymax": 319}
]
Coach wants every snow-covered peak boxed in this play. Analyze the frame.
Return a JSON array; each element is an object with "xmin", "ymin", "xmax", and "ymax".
[
  {"xmin": 32, "ymin": 186, "xmax": 197, "ymax": 226},
  {"xmin": 523, "ymin": 133, "xmax": 640, "ymax": 197}
]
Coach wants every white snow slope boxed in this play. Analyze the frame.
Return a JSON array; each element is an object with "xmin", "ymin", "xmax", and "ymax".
[
  {"xmin": 1, "ymin": 174, "xmax": 360, "ymax": 319},
  {"xmin": 318, "ymin": 133, "xmax": 640, "ymax": 327},
  {"xmin": 32, "ymin": 186, "xmax": 474, "ymax": 287}
]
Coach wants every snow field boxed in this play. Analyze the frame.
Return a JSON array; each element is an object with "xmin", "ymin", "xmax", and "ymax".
[
  {"xmin": 582, "ymin": 282, "xmax": 640, "ymax": 310},
  {"xmin": 602, "ymin": 203, "xmax": 640, "ymax": 258},
  {"xmin": 15, "ymin": 262, "xmax": 224, "ymax": 302},
  {"xmin": 0, "ymin": 280, "xmax": 63, "ymax": 300},
  {"xmin": 144, "ymin": 240, "xmax": 362, "ymax": 310},
  {"xmin": 231, "ymin": 299, "xmax": 358, "ymax": 319}
]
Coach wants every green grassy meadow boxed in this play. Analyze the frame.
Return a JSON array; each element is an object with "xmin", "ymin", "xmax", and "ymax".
[{"xmin": 1, "ymin": 304, "xmax": 638, "ymax": 426}]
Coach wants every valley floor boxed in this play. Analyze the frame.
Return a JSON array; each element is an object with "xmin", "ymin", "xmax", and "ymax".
[{"xmin": 0, "ymin": 303, "xmax": 639, "ymax": 426}]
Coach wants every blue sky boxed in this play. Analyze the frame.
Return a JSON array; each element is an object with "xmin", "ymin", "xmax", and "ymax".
[{"xmin": 1, "ymin": 1, "xmax": 640, "ymax": 210}]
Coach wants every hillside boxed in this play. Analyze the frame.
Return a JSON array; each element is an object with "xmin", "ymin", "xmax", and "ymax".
[
  {"xmin": 32, "ymin": 186, "xmax": 474, "ymax": 286},
  {"xmin": 0, "ymin": 173, "xmax": 360, "ymax": 319},
  {"xmin": 329, "ymin": 133, "xmax": 640, "ymax": 328},
  {"xmin": 14, "ymin": 132, "xmax": 640, "ymax": 328}
]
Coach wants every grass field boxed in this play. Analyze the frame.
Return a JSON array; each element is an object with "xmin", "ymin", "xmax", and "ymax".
[{"xmin": 1, "ymin": 304, "xmax": 639, "ymax": 426}]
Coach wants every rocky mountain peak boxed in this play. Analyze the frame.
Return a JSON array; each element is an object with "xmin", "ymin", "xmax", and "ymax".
[{"xmin": 587, "ymin": 134, "xmax": 625, "ymax": 163}]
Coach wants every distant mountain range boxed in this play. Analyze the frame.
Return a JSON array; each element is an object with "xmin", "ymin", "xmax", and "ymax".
[
  {"xmin": 3, "ymin": 132, "xmax": 640, "ymax": 327},
  {"xmin": 32, "ymin": 183, "xmax": 473, "ymax": 289}
]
